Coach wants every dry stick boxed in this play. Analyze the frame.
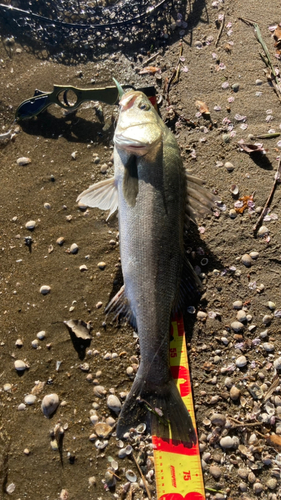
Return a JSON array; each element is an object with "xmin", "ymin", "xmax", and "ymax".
[
  {"xmin": 228, "ymin": 416, "xmax": 265, "ymax": 428},
  {"xmin": 253, "ymin": 155, "xmax": 281, "ymax": 233},
  {"xmin": 215, "ymin": 13, "xmax": 225, "ymax": 47},
  {"xmin": 132, "ymin": 452, "xmax": 152, "ymax": 500},
  {"xmin": 239, "ymin": 17, "xmax": 281, "ymax": 103},
  {"xmin": 166, "ymin": 44, "xmax": 183, "ymax": 103}
]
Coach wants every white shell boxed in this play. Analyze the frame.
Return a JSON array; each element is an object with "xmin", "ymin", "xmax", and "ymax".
[
  {"xmin": 14, "ymin": 360, "xmax": 26, "ymax": 371},
  {"xmin": 41, "ymin": 393, "xmax": 60, "ymax": 417},
  {"xmin": 107, "ymin": 394, "xmax": 121, "ymax": 414},
  {"xmin": 25, "ymin": 220, "xmax": 36, "ymax": 230},
  {"xmin": 40, "ymin": 285, "xmax": 51, "ymax": 295}
]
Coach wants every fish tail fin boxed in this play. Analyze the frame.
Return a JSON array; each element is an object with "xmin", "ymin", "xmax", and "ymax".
[{"xmin": 117, "ymin": 373, "xmax": 197, "ymax": 447}]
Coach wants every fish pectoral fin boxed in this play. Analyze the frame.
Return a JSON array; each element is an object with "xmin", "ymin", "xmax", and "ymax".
[
  {"xmin": 76, "ymin": 177, "xmax": 118, "ymax": 220},
  {"xmin": 185, "ymin": 173, "xmax": 215, "ymax": 224},
  {"xmin": 105, "ymin": 285, "xmax": 137, "ymax": 329}
]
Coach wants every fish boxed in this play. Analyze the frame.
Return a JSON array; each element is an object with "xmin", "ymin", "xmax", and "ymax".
[{"xmin": 77, "ymin": 83, "xmax": 214, "ymax": 446}]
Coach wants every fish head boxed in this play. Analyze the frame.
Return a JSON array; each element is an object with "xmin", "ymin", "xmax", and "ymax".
[{"xmin": 114, "ymin": 91, "xmax": 162, "ymax": 155}]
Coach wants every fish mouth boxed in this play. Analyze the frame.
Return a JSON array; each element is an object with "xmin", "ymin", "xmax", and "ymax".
[{"xmin": 114, "ymin": 134, "xmax": 150, "ymax": 152}]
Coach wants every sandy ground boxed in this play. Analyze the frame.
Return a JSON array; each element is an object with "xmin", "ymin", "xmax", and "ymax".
[{"xmin": 1, "ymin": 0, "xmax": 281, "ymax": 499}]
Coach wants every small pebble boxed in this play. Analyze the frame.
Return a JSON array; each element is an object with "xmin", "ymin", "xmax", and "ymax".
[
  {"xmin": 233, "ymin": 300, "xmax": 242, "ymax": 309},
  {"xmin": 249, "ymin": 251, "xmax": 259, "ymax": 259},
  {"xmin": 14, "ymin": 360, "xmax": 26, "ymax": 372},
  {"xmin": 97, "ymin": 261, "xmax": 106, "ymax": 270},
  {"xmin": 230, "ymin": 385, "xmax": 241, "ymax": 400},
  {"xmin": 263, "ymin": 342, "xmax": 275, "ymax": 352},
  {"xmin": 41, "ymin": 393, "xmax": 60, "ymax": 417},
  {"xmin": 267, "ymin": 478, "xmax": 277, "ymax": 490},
  {"xmin": 40, "ymin": 285, "xmax": 51, "ymax": 295},
  {"xmin": 268, "ymin": 301, "xmax": 276, "ymax": 310},
  {"xmin": 210, "ymin": 413, "xmax": 226, "ymax": 426},
  {"xmin": 44, "ymin": 202, "xmax": 51, "ymax": 209},
  {"xmin": 232, "ymin": 83, "xmax": 239, "ymax": 92},
  {"xmin": 220, "ymin": 436, "xmax": 234, "ymax": 448},
  {"xmin": 15, "ymin": 338, "xmax": 23, "ymax": 347},
  {"xmin": 25, "ymin": 220, "xmax": 36, "ymax": 230},
  {"xmin": 236, "ymin": 355, "xmax": 247, "ymax": 368},
  {"xmin": 273, "ymin": 357, "xmax": 281, "ymax": 370},
  {"xmin": 24, "ymin": 394, "xmax": 37, "ymax": 405},
  {"xmin": 17, "ymin": 156, "xmax": 31, "ymax": 166},
  {"xmin": 236, "ymin": 310, "xmax": 247, "ymax": 322},
  {"xmin": 31, "ymin": 339, "xmax": 39, "ymax": 349},
  {"xmin": 229, "ymin": 209, "xmax": 237, "ymax": 219},
  {"xmin": 23, "ymin": 448, "xmax": 30, "ymax": 455},
  {"xmin": 197, "ymin": 311, "xmax": 207, "ymax": 321},
  {"xmin": 262, "ymin": 314, "xmax": 272, "ymax": 325},
  {"xmin": 107, "ymin": 394, "xmax": 121, "ymax": 414},
  {"xmin": 241, "ymin": 253, "xmax": 252, "ymax": 267},
  {"xmin": 209, "ymin": 465, "xmax": 222, "ymax": 479},
  {"xmin": 231, "ymin": 321, "xmax": 244, "ymax": 332},
  {"xmin": 253, "ymin": 482, "xmax": 263, "ymax": 494}
]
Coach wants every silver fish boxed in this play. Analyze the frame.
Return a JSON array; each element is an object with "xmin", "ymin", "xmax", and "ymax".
[{"xmin": 77, "ymin": 84, "xmax": 213, "ymax": 446}]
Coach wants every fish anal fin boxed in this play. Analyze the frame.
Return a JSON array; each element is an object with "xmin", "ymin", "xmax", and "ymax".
[
  {"xmin": 175, "ymin": 257, "xmax": 202, "ymax": 313},
  {"xmin": 76, "ymin": 177, "xmax": 118, "ymax": 220},
  {"xmin": 105, "ymin": 285, "xmax": 136, "ymax": 329}
]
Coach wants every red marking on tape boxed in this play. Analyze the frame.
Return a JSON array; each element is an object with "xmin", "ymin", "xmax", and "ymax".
[
  {"xmin": 153, "ymin": 437, "xmax": 198, "ymax": 456},
  {"xmin": 170, "ymin": 365, "xmax": 191, "ymax": 397},
  {"xmin": 159, "ymin": 493, "xmax": 205, "ymax": 500}
]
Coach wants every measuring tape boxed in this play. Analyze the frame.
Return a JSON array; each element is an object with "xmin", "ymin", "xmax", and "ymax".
[{"xmin": 152, "ymin": 315, "xmax": 205, "ymax": 500}]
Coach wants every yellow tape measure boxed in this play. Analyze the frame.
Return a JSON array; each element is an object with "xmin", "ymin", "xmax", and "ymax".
[{"xmin": 152, "ymin": 316, "xmax": 205, "ymax": 500}]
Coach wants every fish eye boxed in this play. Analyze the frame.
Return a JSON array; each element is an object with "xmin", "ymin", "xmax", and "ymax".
[{"xmin": 138, "ymin": 102, "xmax": 151, "ymax": 111}]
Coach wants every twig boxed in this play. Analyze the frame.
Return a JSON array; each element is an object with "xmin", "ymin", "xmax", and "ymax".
[
  {"xmin": 228, "ymin": 416, "xmax": 264, "ymax": 427},
  {"xmin": 253, "ymin": 155, "xmax": 281, "ymax": 233},
  {"xmin": 215, "ymin": 13, "xmax": 225, "ymax": 47},
  {"xmin": 239, "ymin": 17, "xmax": 281, "ymax": 103},
  {"xmin": 143, "ymin": 52, "xmax": 160, "ymax": 67},
  {"xmin": 263, "ymin": 373, "xmax": 280, "ymax": 402},
  {"xmin": 132, "ymin": 452, "xmax": 152, "ymax": 500},
  {"xmin": 166, "ymin": 44, "xmax": 183, "ymax": 103},
  {"xmin": 254, "ymin": 133, "xmax": 281, "ymax": 139},
  {"xmin": 206, "ymin": 487, "xmax": 227, "ymax": 494}
]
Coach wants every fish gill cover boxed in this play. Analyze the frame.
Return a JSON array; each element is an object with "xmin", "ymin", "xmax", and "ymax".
[{"xmin": 0, "ymin": 0, "xmax": 182, "ymax": 61}]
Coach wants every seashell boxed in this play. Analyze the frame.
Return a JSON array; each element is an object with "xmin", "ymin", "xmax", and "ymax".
[
  {"xmin": 40, "ymin": 285, "xmax": 51, "ymax": 295},
  {"xmin": 25, "ymin": 220, "xmax": 36, "ymax": 230},
  {"xmin": 14, "ymin": 359, "xmax": 26, "ymax": 372},
  {"xmin": 241, "ymin": 254, "xmax": 252, "ymax": 267},
  {"xmin": 95, "ymin": 439, "xmax": 108, "ymax": 449},
  {"xmin": 125, "ymin": 470, "xmax": 137, "ymax": 483},
  {"xmin": 230, "ymin": 184, "xmax": 239, "ymax": 195},
  {"xmin": 97, "ymin": 261, "xmax": 106, "ymax": 270},
  {"xmin": 93, "ymin": 385, "xmax": 107, "ymax": 398},
  {"xmin": 17, "ymin": 157, "xmax": 31, "ymax": 166},
  {"xmin": 41, "ymin": 393, "xmax": 60, "ymax": 417},
  {"xmin": 24, "ymin": 394, "xmax": 37, "ymax": 405},
  {"xmin": 231, "ymin": 321, "xmax": 244, "ymax": 332},
  {"xmin": 107, "ymin": 394, "xmax": 121, "ymax": 413},
  {"xmin": 104, "ymin": 470, "xmax": 116, "ymax": 488},
  {"xmin": 247, "ymin": 383, "xmax": 263, "ymax": 400},
  {"xmin": 257, "ymin": 225, "xmax": 269, "ymax": 237},
  {"xmin": 37, "ymin": 330, "xmax": 46, "ymax": 340},
  {"xmin": 94, "ymin": 422, "xmax": 113, "ymax": 439},
  {"xmin": 69, "ymin": 243, "xmax": 79, "ymax": 254},
  {"xmin": 136, "ymin": 423, "xmax": 146, "ymax": 434},
  {"xmin": 236, "ymin": 355, "xmax": 247, "ymax": 368}
]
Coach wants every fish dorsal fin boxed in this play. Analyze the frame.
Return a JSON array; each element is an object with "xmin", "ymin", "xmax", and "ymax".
[{"xmin": 77, "ymin": 177, "xmax": 118, "ymax": 220}]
